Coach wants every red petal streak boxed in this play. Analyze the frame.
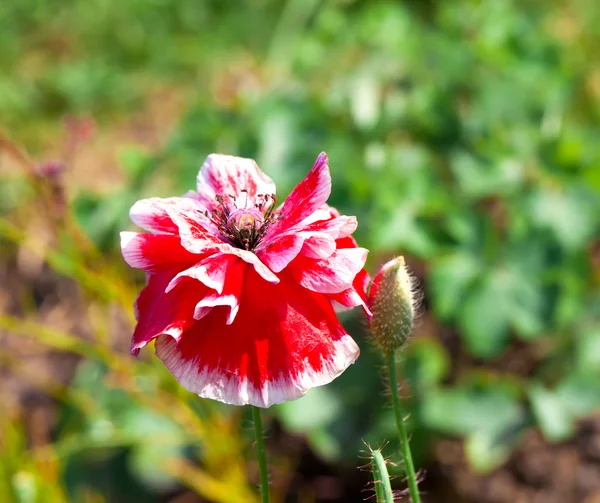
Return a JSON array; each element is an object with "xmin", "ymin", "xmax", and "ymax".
[
  {"xmin": 196, "ymin": 154, "xmax": 276, "ymax": 212},
  {"xmin": 216, "ymin": 245, "xmax": 279, "ymax": 283},
  {"xmin": 264, "ymin": 152, "xmax": 331, "ymax": 239},
  {"xmin": 154, "ymin": 273, "xmax": 360, "ymax": 407},
  {"xmin": 306, "ymin": 215, "xmax": 358, "ymax": 239},
  {"xmin": 130, "ymin": 197, "xmax": 207, "ymax": 233},
  {"xmin": 168, "ymin": 247, "xmax": 278, "ymax": 294},
  {"xmin": 120, "ymin": 232, "xmax": 199, "ymax": 273},
  {"xmin": 300, "ymin": 234, "xmax": 336, "ymax": 260},
  {"xmin": 257, "ymin": 214, "xmax": 356, "ymax": 269},
  {"xmin": 193, "ymin": 257, "xmax": 245, "ymax": 325},
  {"xmin": 257, "ymin": 234, "xmax": 305, "ymax": 273},
  {"xmin": 290, "ymin": 247, "xmax": 368, "ymax": 294},
  {"xmin": 167, "ymin": 253, "xmax": 235, "ymax": 293},
  {"xmin": 131, "ymin": 272, "xmax": 208, "ymax": 355},
  {"xmin": 329, "ymin": 268, "xmax": 372, "ymax": 317}
]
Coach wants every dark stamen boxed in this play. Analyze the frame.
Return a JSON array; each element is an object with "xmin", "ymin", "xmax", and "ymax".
[{"xmin": 205, "ymin": 192, "xmax": 280, "ymax": 251}]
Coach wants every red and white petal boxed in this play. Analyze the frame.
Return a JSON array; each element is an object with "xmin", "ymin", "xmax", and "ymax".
[
  {"xmin": 192, "ymin": 256, "xmax": 245, "ymax": 325},
  {"xmin": 302, "ymin": 214, "xmax": 358, "ymax": 240},
  {"xmin": 300, "ymin": 234, "xmax": 336, "ymax": 260},
  {"xmin": 131, "ymin": 272, "xmax": 208, "ymax": 355},
  {"xmin": 289, "ymin": 247, "xmax": 369, "ymax": 294},
  {"xmin": 129, "ymin": 197, "xmax": 204, "ymax": 234},
  {"xmin": 256, "ymin": 234, "xmax": 305, "ymax": 273},
  {"xmin": 169, "ymin": 246, "xmax": 278, "ymax": 292},
  {"xmin": 167, "ymin": 253, "xmax": 235, "ymax": 293},
  {"xmin": 194, "ymin": 294, "xmax": 240, "ymax": 325},
  {"xmin": 154, "ymin": 273, "xmax": 360, "ymax": 407},
  {"xmin": 263, "ymin": 152, "xmax": 331, "ymax": 240},
  {"xmin": 121, "ymin": 232, "xmax": 200, "ymax": 273},
  {"xmin": 329, "ymin": 268, "xmax": 372, "ymax": 317},
  {"xmin": 217, "ymin": 244, "xmax": 279, "ymax": 283},
  {"xmin": 196, "ymin": 154, "xmax": 276, "ymax": 212}
]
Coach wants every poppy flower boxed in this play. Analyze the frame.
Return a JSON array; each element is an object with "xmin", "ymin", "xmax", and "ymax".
[{"xmin": 121, "ymin": 152, "xmax": 369, "ymax": 407}]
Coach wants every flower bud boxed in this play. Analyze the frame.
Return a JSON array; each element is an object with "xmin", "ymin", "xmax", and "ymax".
[{"xmin": 367, "ymin": 256, "xmax": 417, "ymax": 353}]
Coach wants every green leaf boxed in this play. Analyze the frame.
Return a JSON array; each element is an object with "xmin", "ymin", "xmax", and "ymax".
[
  {"xmin": 528, "ymin": 186, "xmax": 598, "ymax": 251},
  {"xmin": 459, "ymin": 274, "xmax": 511, "ymax": 359},
  {"xmin": 429, "ymin": 252, "xmax": 482, "ymax": 321},
  {"xmin": 528, "ymin": 383, "xmax": 574, "ymax": 442},
  {"xmin": 402, "ymin": 338, "xmax": 450, "ymax": 392},
  {"xmin": 421, "ymin": 383, "xmax": 525, "ymax": 438},
  {"xmin": 555, "ymin": 373, "xmax": 600, "ymax": 418}
]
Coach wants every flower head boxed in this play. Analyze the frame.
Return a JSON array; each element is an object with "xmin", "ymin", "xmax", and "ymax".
[
  {"xmin": 121, "ymin": 153, "xmax": 370, "ymax": 407},
  {"xmin": 367, "ymin": 256, "xmax": 417, "ymax": 353}
]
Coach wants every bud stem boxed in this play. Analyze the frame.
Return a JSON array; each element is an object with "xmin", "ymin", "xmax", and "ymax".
[
  {"xmin": 252, "ymin": 406, "xmax": 270, "ymax": 503},
  {"xmin": 386, "ymin": 351, "xmax": 421, "ymax": 503},
  {"xmin": 371, "ymin": 449, "xmax": 395, "ymax": 503}
]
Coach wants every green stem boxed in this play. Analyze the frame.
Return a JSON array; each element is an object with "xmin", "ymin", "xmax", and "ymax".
[
  {"xmin": 371, "ymin": 449, "xmax": 395, "ymax": 503},
  {"xmin": 386, "ymin": 351, "xmax": 421, "ymax": 503},
  {"xmin": 252, "ymin": 406, "xmax": 270, "ymax": 503}
]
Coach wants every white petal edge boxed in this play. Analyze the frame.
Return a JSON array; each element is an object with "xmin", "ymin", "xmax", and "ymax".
[
  {"xmin": 154, "ymin": 332, "xmax": 360, "ymax": 408},
  {"xmin": 194, "ymin": 294, "xmax": 240, "ymax": 325}
]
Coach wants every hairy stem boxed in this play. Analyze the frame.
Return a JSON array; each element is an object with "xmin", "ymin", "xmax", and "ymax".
[
  {"xmin": 386, "ymin": 351, "xmax": 421, "ymax": 503},
  {"xmin": 371, "ymin": 448, "xmax": 395, "ymax": 503}
]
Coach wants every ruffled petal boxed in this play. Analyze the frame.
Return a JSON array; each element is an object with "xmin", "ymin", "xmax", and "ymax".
[
  {"xmin": 256, "ymin": 214, "xmax": 357, "ymax": 270},
  {"xmin": 192, "ymin": 255, "xmax": 245, "ymax": 325},
  {"xmin": 131, "ymin": 272, "xmax": 208, "ymax": 355},
  {"xmin": 256, "ymin": 234, "xmax": 305, "ymax": 273},
  {"xmin": 196, "ymin": 154, "xmax": 276, "ymax": 212},
  {"xmin": 167, "ymin": 253, "xmax": 235, "ymax": 293},
  {"xmin": 130, "ymin": 197, "xmax": 203, "ymax": 233},
  {"xmin": 289, "ymin": 247, "xmax": 369, "ymax": 294},
  {"xmin": 264, "ymin": 152, "xmax": 331, "ymax": 239},
  {"xmin": 120, "ymin": 232, "xmax": 200, "ymax": 273},
  {"xmin": 153, "ymin": 272, "xmax": 360, "ymax": 407},
  {"xmin": 329, "ymin": 268, "xmax": 372, "ymax": 316},
  {"xmin": 168, "ymin": 246, "xmax": 278, "ymax": 294},
  {"xmin": 327, "ymin": 235, "xmax": 371, "ymax": 316},
  {"xmin": 302, "ymin": 214, "xmax": 357, "ymax": 240},
  {"xmin": 300, "ymin": 234, "xmax": 336, "ymax": 260}
]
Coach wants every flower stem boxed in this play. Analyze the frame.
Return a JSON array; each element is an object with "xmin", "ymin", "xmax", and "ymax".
[
  {"xmin": 386, "ymin": 351, "xmax": 421, "ymax": 503},
  {"xmin": 252, "ymin": 406, "xmax": 270, "ymax": 503}
]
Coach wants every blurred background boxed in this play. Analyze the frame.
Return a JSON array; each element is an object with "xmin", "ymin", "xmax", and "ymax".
[{"xmin": 1, "ymin": 0, "xmax": 600, "ymax": 502}]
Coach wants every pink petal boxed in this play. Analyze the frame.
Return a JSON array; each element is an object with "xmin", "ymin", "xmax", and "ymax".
[
  {"xmin": 195, "ymin": 154, "xmax": 276, "ymax": 212},
  {"xmin": 154, "ymin": 273, "xmax": 359, "ymax": 407},
  {"xmin": 289, "ymin": 247, "xmax": 369, "ymax": 294},
  {"xmin": 130, "ymin": 272, "xmax": 207, "ymax": 355},
  {"xmin": 120, "ymin": 232, "xmax": 200, "ymax": 273}
]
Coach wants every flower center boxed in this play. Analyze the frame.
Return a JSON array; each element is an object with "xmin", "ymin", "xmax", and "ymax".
[{"xmin": 208, "ymin": 192, "xmax": 278, "ymax": 251}]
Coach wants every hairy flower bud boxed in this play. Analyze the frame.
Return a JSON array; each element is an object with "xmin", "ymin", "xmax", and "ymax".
[{"xmin": 367, "ymin": 256, "xmax": 417, "ymax": 353}]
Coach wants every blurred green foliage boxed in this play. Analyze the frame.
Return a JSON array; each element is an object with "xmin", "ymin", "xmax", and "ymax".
[{"xmin": 2, "ymin": 0, "xmax": 600, "ymax": 501}]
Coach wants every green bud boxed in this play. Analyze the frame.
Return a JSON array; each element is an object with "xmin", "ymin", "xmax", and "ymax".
[{"xmin": 367, "ymin": 256, "xmax": 417, "ymax": 353}]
